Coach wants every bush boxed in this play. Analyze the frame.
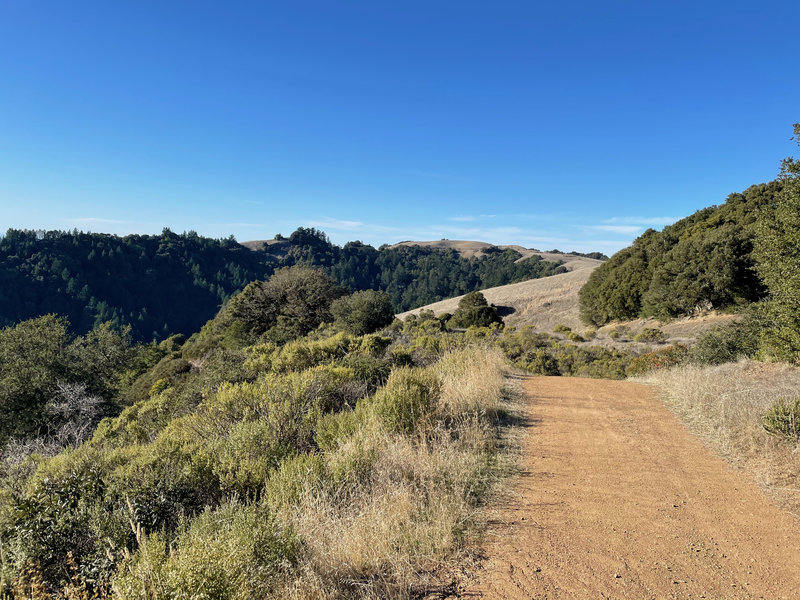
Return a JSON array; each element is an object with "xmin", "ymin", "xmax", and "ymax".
[
  {"xmin": 689, "ymin": 310, "xmax": 763, "ymax": 365},
  {"xmin": 449, "ymin": 292, "xmax": 502, "ymax": 329},
  {"xmin": 265, "ymin": 453, "xmax": 326, "ymax": 511},
  {"xmin": 367, "ymin": 367, "xmax": 441, "ymax": 434},
  {"xmin": 567, "ymin": 331, "xmax": 585, "ymax": 343},
  {"xmin": 627, "ymin": 344, "xmax": 689, "ymax": 376},
  {"xmin": 113, "ymin": 502, "xmax": 299, "ymax": 599},
  {"xmin": 634, "ymin": 327, "xmax": 667, "ymax": 343},
  {"xmin": 525, "ymin": 350, "xmax": 560, "ymax": 375},
  {"xmin": 553, "ymin": 324, "xmax": 572, "ymax": 335},
  {"xmin": 331, "ymin": 290, "xmax": 395, "ymax": 335},
  {"xmin": 763, "ymin": 397, "xmax": 800, "ymax": 442},
  {"xmin": 609, "ymin": 326, "xmax": 630, "ymax": 341},
  {"xmin": 211, "ymin": 420, "xmax": 293, "ymax": 496}
]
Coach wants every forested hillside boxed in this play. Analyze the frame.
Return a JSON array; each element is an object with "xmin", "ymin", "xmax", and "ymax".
[
  {"xmin": 0, "ymin": 227, "xmax": 564, "ymax": 341},
  {"xmin": 578, "ymin": 180, "xmax": 783, "ymax": 326}
]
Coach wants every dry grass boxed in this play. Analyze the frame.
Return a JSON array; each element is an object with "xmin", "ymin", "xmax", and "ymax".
[
  {"xmin": 398, "ymin": 264, "xmax": 598, "ymax": 333},
  {"xmin": 277, "ymin": 347, "xmax": 514, "ymax": 599},
  {"xmin": 639, "ymin": 360, "xmax": 800, "ymax": 513}
]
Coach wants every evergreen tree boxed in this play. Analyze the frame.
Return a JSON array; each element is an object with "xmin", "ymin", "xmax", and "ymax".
[{"xmin": 754, "ymin": 124, "xmax": 800, "ymax": 360}]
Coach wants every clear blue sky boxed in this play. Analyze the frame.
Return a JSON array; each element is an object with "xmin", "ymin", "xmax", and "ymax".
[{"xmin": 1, "ymin": 1, "xmax": 797, "ymax": 254}]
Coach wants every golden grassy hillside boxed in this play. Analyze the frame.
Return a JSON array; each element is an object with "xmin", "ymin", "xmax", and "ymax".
[
  {"xmin": 397, "ymin": 253, "xmax": 601, "ymax": 333},
  {"xmin": 398, "ymin": 250, "xmax": 737, "ymax": 348}
]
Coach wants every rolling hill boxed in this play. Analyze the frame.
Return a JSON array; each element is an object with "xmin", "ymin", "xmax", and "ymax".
[{"xmin": 398, "ymin": 252, "xmax": 600, "ymax": 332}]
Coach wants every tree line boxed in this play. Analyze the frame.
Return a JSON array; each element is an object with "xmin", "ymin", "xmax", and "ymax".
[
  {"xmin": 0, "ymin": 227, "xmax": 565, "ymax": 342},
  {"xmin": 580, "ymin": 123, "xmax": 800, "ymax": 362}
]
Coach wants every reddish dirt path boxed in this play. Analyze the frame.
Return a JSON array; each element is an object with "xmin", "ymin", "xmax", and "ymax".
[{"xmin": 465, "ymin": 377, "xmax": 800, "ymax": 599}]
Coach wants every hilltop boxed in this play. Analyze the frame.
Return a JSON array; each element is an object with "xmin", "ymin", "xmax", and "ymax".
[{"xmin": 398, "ymin": 252, "xmax": 600, "ymax": 332}]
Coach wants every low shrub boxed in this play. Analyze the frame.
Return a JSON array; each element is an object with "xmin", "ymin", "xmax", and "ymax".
[
  {"xmin": 265, "ymin": 453, "xmax": 326, "ymax": 511},
  {"xmin": 762, "ymin": 397, "xmax": 800, "ymax": 442},
  {"xmin": 634, "ymin": 327, "xmax": 668, "ymax": 343},
  {"xmin": 689, "ymin": 311, "xmax": 764, "ymax": 365},
  {"xmin": 113, "ymin": 502, "xmax": 299, "ymax": 600},
  {"xmin": 627, "ymin": 344, "xmax": 689, "ymax": 376},
  {"xmin": 609, "ymin": 325, "xmax": 630, "ymax": 341},
  {"xmin": 368, "ymin": 367, "xmax": 441, "ymax": 434},
  {"xmin": 525, "ymin": 349, "xmax": 560, "ymax": 375}
]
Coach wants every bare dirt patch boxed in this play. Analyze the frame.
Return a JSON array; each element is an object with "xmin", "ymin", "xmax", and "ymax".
[{"xmin": 464, "ymin": 376, "xmax": 800, "ymax": 599}]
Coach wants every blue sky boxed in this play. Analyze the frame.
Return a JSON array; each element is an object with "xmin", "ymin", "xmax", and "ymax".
[{"xmin": 1, "ymin": 1, "xmax": 797, "ymax": 254}]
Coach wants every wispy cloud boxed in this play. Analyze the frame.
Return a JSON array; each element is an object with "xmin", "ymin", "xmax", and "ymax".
[
  {"xmin": 307, "ymin": 218, "xmax": 365, "ymax": 231},
  {"xmin": 589, "ymin": 225, "xmax": 643, "ymax": 235},
  {"xmin": 604, "ymin": 216, "xmax": 676, "ymax": 226},
  {"xmin": 415, "ymin": 225, "xmax": 523, "ymax": 239},
  {"xmin": 307, "ymin": 218, "xmax": 403, "ymax": 235}
]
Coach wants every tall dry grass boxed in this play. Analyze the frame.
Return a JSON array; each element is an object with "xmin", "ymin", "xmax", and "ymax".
[
  {"xmin": 278, "ymin": 346, "xmax": 511, "ymax": 599},
  {"xmin": 639, "ymin": 360, "xmax": 800, "ymax": 513}
]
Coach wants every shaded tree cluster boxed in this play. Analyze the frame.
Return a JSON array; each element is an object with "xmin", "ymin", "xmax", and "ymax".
[
  {"xmin": 579, "ymin": 181, "xmax": 780, "ymax": 326},
  {"xmin": 0, "ymin": 226, "xmax": 565, "ymax": 342}
]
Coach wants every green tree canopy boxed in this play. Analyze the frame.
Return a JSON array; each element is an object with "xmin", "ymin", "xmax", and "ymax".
[
  {"xmin": 449, "ymin": 291, "xmax": 503, "ymax": 328},
  {"xmin": 331, "ymin": 289, "xmax": 395, "ymax": 335},
  {"xmin": 579, "ymin": 181, "xmax": 778, "ymax": 326},
  {"xmin": 754, "ymin": 124, "xmax": 800, "ymax": 360},
  {"xmin": 229, "ymin": 266, "xmax": 346, "ymax": 342}
]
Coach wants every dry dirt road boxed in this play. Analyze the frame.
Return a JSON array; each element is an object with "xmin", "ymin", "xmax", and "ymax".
[{"xmin": 465, "ymin": 377, "xmax": 800, "ymax": 599}]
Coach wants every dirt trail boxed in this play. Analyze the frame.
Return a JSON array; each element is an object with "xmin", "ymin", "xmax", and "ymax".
[{"xmin": 466, "ymin": 377, "xmax": 800, "ymax": 599}]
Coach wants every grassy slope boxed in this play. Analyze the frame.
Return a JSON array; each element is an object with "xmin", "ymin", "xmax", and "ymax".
[
  {"xmin": 398, "ymin": 254, "xmax": 736, "ymax": 350},
  {"xmin": 639, "ymin": 361, "xmax": 800, "ymax": 515}
]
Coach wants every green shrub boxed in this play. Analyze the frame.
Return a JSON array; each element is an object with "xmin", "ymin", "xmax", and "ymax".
[
  {"xmin": 113, "ymin": 502, "xmax": 299, "ymax": 599},
  {"xmin": 525, "ymin": 350, "xmax": 560, "ymax": 375},
  {"xmin": 331, "ymin": 290, "xmax": 395, "ymax": 335},
  {"xmin": 567, "ymin": 331, "xmax": 585, "ymax": 343},
  {"xmin": 634, "ymin": 327, "xmax": 668, "ymax": 343},
  {"xmin": 149, "ymin": 378, "xmax": 171, "ymax": 398},
  {"xmin": 627, "ymin": 344, "xmax": 689, "ymax": 376},
  {"xmin": 689, "ymin": 310, "xmax": 763, "ymax": 365},
  {"xmin": 367, "ymin": 367, "xmax": 441, "ymax": 434},
  {"xmin": 315, "ymin": 409, "xmax": 361, "ymax": 453},
  {"xmin": 609, "ymin": 326, "xmax": 630, "ymax": 341},
  {"xmin": 211, "ymin": 420, "xmax": 294, "ymax": 496},
  {"xmin": 269, "ymin": 332, "xmax": 351, "ymax": 373},
  {"xmin": 325, "ymin": 430, "xmax": 378, "ymax": 493},
  {"xmin": 763, "ymin": 397, "xmax": 800, "ymax": 442},
  {"xmin": 389, "ymin": 345, "xmax": 415, "ymax": 367},
  {"xmin": 449, "ymin": 292, "xmax": 502, "ymax": 328},
  {"xmin": 265, "ymin": 453, "xmax": 326, "ymax": 511},
  {"xmin": 553, "ymin": 324, "xmax": 572, "ymax": 334}
]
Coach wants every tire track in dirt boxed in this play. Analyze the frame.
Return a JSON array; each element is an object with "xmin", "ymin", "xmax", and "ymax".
[{"xmin": 465, "ymin": 377, "xmax": 800, "ymax": 599}]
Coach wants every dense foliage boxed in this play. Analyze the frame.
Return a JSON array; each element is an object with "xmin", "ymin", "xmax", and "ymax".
[
  {"xmin": 448, "ymin": 291, "xmax": 503, "ymax": 328},
  {"xmin": 0, "ymin": 316, "xmax": 143, "ymax": 445},
  {"xmin": 754, "ymin": 124, "xmax": 800, "ymax": 361},
  {"xmin": 330, "ymin": 289, "xmax": 395, "ymax": 335},
  {"xmin": 578, "ymin": 181, "xmax": 782, "ymax": 325},
  {"xmin": 0, "ymin": 273, "xmax": 511, "ymax": 598},
  {"xmin": 0, "ymin": 227, "xmax": 564, "ymax": 342}
]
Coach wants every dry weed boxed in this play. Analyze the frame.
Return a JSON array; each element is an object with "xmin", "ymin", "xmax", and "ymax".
[
  {"xmin": 639, "ymin": 360, "xmax": 800, "ymax": 512},
  {"xmin": 276, "ymin": 347, "xmax": 511, "ymax": 599}
]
